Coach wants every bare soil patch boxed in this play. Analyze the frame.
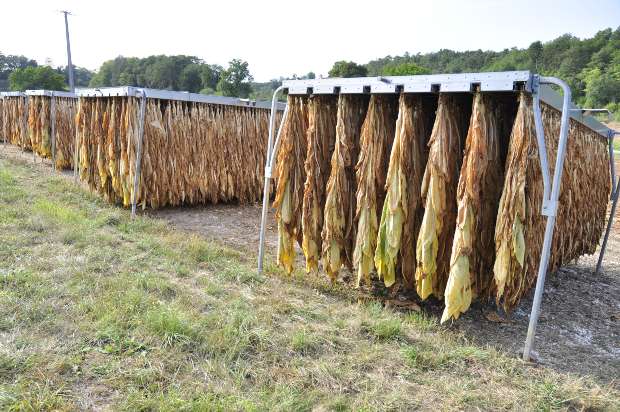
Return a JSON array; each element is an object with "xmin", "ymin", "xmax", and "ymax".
[
  {"xmin": 3, "ymin": 142, "xmax": 619, "ymax": 387},
  {"xmin": 604, "ymin": 120, "xmax": 620, "ymax": 131}
]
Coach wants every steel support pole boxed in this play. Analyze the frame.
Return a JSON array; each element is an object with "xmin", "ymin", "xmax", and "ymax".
[
  {"xmin": 257, "ymin": 87, "xmax": 288, "ymax": 276},
  {"xmin": 608, "ymin": 130, "xmax": 617, "ymax": 201},
  {"xmin": 74, "ymin": 97, "xmax": 80, "ymax": 185},
  {"xmin": 131, "ymin": 91, "xmax": 147, "ymax": 221},
  {"xmin": 51, "ymin": 92, "xmax": 56, "ymax": 170},
  {"xmin": 2, "ymin": 97, "xmax": 5, "ymax": 148},
  {"xmin": 21, "ymin": 96, "xmax": 28, "ymax": 153},
  {"xmin": 523, "ymin": 77, "xmax": 572, "ymax": 362},
  {"xmin": 33, "ymin": 101, "xmax": 36, "ymax": 162},
  {"xmin": 596, "ymin": 130, "xmax": 620, "ymax": 275},
  {"xmin": 597, "ymin": 188, "xmax": 620, "ymax": 275}
]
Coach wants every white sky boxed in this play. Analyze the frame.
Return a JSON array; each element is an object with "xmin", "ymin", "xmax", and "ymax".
[{"xmin": 2, "ymin": 0, "xmax": 619, "ymax": 82}]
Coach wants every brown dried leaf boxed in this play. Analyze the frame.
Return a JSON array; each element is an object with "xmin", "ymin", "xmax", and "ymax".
[
  {"xmin": 302, "ymin": 95, "xmax": 338, "ymax": 274},
  {"xmin": 322, "ymin": 95, "xmax": 369, "ymax": 283},
  {"xmin": 486, "ymin": 311, "xmax": 515, "ymax": 324},
  {"xmin": 493, "ymin": 93, "xmax": 610, "ymax": 313},
  {"xmin": 415, "ymin": 94, "xmax": 470, "ymax": 300},
  {"xmin": 274, "ymin": 96, "xmax": 308, "ymax": 274},
  {"xmin": 2, "ymin": 95, "xmax": 27, "ymax": 148},
  {"xmin": 75, "ymin": 95, "xmax": 282, "ymax": 208},
  {"xmin": 442, "ymin": 93, "xmax": 514, "ymax": 323},
  {"xmin": 353, "ymin": 94, "xmax": 398, "ymax": 287},
  {"xmin": 357, "ymin": 297, "xmax": 420, "ymax": 312}
]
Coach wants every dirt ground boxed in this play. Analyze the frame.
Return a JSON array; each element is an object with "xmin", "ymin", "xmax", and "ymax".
[{"xmin": 2, "ymin": 142, "xmax": 619, "ymax": 386}]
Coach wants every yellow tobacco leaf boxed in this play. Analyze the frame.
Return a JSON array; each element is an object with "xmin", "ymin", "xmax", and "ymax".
[{"xmin": 353, "ymin": 95, "xmax": 398, "ymax": 287}]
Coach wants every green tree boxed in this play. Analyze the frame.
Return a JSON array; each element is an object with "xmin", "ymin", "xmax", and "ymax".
[
  {"xmin": 9, "ymin": 66, "xmax": 67, "ymax": 91},
  {"xmin": 88, "ymin": 55, "xmax": 202, "ymax": 90},
  {"xmin": 328, "ymin": 61, "xmax": 368, "ymax": 78},
  {"xmin": 216, "ymin": 59, "xmax": 253, "ymax": 98},
  {"xmin": 200, "ymin": 64, "xmax": 223, "ymax": 94},
  {"xmin": 89, "ymin": 56, "xmax": 127, "ymax": 87},
  {"xmin": 179, "ymin": 64, "xmax": 203, "ymax": 93},
  {"xmin": 382, "ymin": 62, "xmax": 429, "ymax": 76},
  {"xmin": 56, "ymin": 65, "xmax": 94, "ymax": 88},
  {"xmin": 529, "ymin": 41, "xmax": 543, "ymax": 72},
  {"xmin": 145, "ymin": 57, "xmax": 177, "ymax": 90},
  {"xmin": 0, "ymin": 52, "xmax": 38, "ymax": 91},
  {"xmin": 585, "ymin": 73, "xmax": 620, "ymax": 107}
]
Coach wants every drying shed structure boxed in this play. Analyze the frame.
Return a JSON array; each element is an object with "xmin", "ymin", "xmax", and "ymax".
[
  {"xmin": 1, "ymin": 91, "xmax": 28, "ymax": 151},
  {"xmin": 256, "ymin": 71, "xmax": 618, "ymax": 363},
  {"xmin": 24, "ymin": 90, "xmax": 77, "ymax": 169},
  {"xmin": 75, "ymin": 87, "xmax": 286, "ymax": 218}
]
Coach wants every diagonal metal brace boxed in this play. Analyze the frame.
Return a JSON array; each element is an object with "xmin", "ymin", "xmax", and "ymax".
[
  {"xmin": 596, "ymin": 129, "xmax": 620, "ymax": 275},
  {"xmin": 523, "ymin": 76, "xmax": 572, "ymax": 362},
  {"xmin": 257, "ymin": 87, "xmax": 289, "ymax": 276}
]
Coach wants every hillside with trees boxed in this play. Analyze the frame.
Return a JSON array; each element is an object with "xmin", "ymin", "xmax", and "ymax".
[{"xmin": 363, "ymin": 27, "xmax": 620, "ymax": 115}]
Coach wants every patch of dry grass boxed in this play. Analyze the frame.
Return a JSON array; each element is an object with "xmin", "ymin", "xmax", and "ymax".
[{"xmin": 0, "ymin": 154, "xmax": 618, "ymax": 411}]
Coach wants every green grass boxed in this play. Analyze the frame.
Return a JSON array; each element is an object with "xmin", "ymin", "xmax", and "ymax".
[
  {"xmin": 613, "ymin": 138, "xmax": 620, "ymax": 153},
  {"xmin": 0, "ymin": 155, "xmax": 618, "ymax": 411}
]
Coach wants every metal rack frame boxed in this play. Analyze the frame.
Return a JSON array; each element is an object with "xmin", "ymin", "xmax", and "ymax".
[
  {"xmin": 76, "ymin": 87, "xmax": 286, "ymax": 111},
  {"xmin": 255, "ymin": 70, "xmax": 618, "ymax": 363},
  {"xmin": 75, "ymin": 87, "xmax": 286, "ymax": 219},
  {"xmin": 0, "ymin": 94, "xmax": 4, "ymax": 148}
]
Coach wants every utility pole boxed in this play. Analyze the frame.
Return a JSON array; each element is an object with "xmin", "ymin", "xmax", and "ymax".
[{"xmin": 57, "ymin": 10, "xmax": 75, "ymax": 92}]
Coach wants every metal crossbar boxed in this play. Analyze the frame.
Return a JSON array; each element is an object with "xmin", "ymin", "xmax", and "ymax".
[
  {"xmin": 76, "ymin": 87, "xmax": 286, "ymax": 111},
  {"xmin": 256, "ymin": 71, "xmax": 619, "ymax": 364}
]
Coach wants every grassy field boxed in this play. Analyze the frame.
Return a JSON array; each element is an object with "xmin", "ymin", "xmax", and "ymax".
[{"xmin": 0, "ymin": 155, "xmax": 618, "ymax": 411}]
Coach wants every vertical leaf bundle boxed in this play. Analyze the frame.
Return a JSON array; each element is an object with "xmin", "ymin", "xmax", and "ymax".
[
  {"xmin": 441, "ymin": 92, "xmax": 514, "ymax": 323},
  {"xmin": 375, "ymin": 94, "xmax": 435, "ymax": 291},
  {"xmin": 415, "ymin": 94, "xmax": 470, "ymax": 300},
  {"xmin": 302, "ymin": 95, "xmax": 338, "ymax": 274},
  {"xmin": 274, "ymin": 96, "xmax": 308, "ymax": 274},
  {"xmin": 353, "ymin": 95, "xmax": 399, "ymax": 287},
  {"xmin": 322, "ymin": 95, "xmax": 369, "ymax": 283},
  {"xmin": 27, "ymin": 96, "xmax": 51, "ymax": 158},
  {"xmin": 493, "ymin": 94, "xmax": 610, "ymax": 313},
  {"xmin": 52, "ymin": 97, "xmax": 78, "ymax": 169},
  {"xmin": 3, "ymin": 96, "xmax": 27, "ymax": 148}
]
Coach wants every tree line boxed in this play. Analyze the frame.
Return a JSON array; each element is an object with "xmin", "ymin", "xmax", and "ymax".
[
  {"xmin": 1, "ymin": 53, "xmax": 93, "ymax": 92},
  {"xmin": 331, "ymin": 27, "xmax": 620, "ymax": 118},
  {"xmin": 2, "ymin": 25, "xmax": 618, "ymax": 116}
]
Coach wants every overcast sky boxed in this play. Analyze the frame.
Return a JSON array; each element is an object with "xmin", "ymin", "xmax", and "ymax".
[{"xmin": 3, "ymin": 0, "xmax": 619, "ymax": 82}]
